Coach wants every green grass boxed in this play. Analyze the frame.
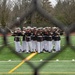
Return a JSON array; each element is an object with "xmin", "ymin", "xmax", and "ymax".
[
  {"xmin": 0, "ymin": 61, "xmax": 75, "ymax": 75},
  {"xmin": 0, "ymin": 36, "xmax": 75, "ymax": 75}
]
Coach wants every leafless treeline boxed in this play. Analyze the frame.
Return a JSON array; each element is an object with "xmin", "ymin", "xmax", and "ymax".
[{"xmin": 0, "ymin": 0, "xmax": 75, "ymax": 27}]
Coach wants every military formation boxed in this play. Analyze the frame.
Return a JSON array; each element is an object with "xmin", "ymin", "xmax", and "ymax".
[{"xmin": 11, "ymin": 26, "xmax": 63, "ymax": 53}]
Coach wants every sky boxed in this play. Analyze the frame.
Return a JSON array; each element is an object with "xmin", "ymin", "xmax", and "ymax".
[
  {"xmin": 10, "ymin": 0, "xmax": 57, "ymax": 7},
  {"xmin": 49, "ymin": 0, "xmax": 57, "ymax": 7}
]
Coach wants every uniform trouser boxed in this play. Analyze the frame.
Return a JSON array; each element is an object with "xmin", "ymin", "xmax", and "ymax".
[
  {"xmin": 44, "ymin": 41, "xmax": 48, "ymax": 51},
  {"xmin": 32, "ymin": 40, "xmax": 37, "ymax": 52},
  {"xmin": 37, "ymin": 41, "xmax": 43, "ymax": 53},
  {"xmin": 42, "ymin": 41, "xmax": 45, "ymax": 50},
  {"xmin": 47, "ymin": 41, "xmax": 53, "ymax": 52},
  {"xmin": 22, "ymin": 41, "xmax": 26, "ymax": 51},
  {"xmin": 52, "ymin": 40, "xmax": 55, "ymax": 50},
  {"xmin": 54, "ymin": 41, "xmax": 61, "ymax": 51},
  {"xmin": 14, "ymin": 41, "xmax": 22, "ymax": 52},
  {"xmin": 26, "ymin": 41, "xmax": 32, "ymax": 52},
  {"xmin": 52, "ymin": 40, "xmax": 55, "ymax": 46}
]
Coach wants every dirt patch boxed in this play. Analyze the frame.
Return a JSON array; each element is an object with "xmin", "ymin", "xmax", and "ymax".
[
  {"xmin": 0, "ymin": 33, "xmax": 11, "ymax": 36},
  {"xmin": 70, "ymin": 32, "xmax": 75, "ymax": 36}
]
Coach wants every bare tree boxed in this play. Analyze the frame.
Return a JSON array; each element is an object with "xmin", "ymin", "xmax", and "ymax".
[
  {"xmin": 0, "ymin": 0, "xmax": 12, "ymax": 27},
  {"xmin": 54, "ymin": 0, "xmax": 75, "ymax": 25},
  {"xmin": 31, "ymin": 0, "xmax": 53, "ymax": 27}
]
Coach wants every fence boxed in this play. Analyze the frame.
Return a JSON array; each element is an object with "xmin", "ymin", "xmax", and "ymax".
[{"xmin": 0, "ymin": 0, "xmax": 75, "ymax": 75}]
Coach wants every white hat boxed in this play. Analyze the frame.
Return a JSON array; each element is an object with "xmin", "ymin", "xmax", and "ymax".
[
  {"xmin": 27, "ymin": 26, "xmax": 31, "ymax": 29},
  {"xmin": 33, "ymin": 27, "xmax": 37, "ymax": 29}
]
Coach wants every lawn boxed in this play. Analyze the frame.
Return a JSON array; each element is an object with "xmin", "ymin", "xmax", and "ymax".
[{"xmin": 0, "ymin": 35, "xmax": 75, "ymax": 75}]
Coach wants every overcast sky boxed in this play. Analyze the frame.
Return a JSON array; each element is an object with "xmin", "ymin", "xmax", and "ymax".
[
  {"xmin": 11, "ymin": 0, "xmax": 57, "ymax": 7},
  {"xmin": 49, "ymin": 0, "xmax": 57, "ymax": 7}
]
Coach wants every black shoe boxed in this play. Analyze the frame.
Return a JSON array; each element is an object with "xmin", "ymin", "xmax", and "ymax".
[
  {"xmin": 48, "ymin": 51, "xmax": 51, "ymax": 53},
  {"xmin": 22, "ymin": 50, "xmax": 25, "ymax": 52}
]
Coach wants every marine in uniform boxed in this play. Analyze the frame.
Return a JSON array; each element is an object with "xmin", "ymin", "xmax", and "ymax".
[
  {"xmin": 11, "ymin": 26, "xmax": 61, "ymax": 53},
  {"xmin": 31, "ymin": 27, "xmax": 37, "ymax": 52},
  {"xmin": 36, "ymin": 28, "xmax": 43, "ymax": 53},
  {"xmin": 52, "ymin": 27, "xmax": 61, "ymax": 52},
  {"xmin": 12, "ymin": 27, "xmax": 22, "ymax": 53},
  {"xmin": 22, "ymin": 27, "xmax": 26, "ymax": 52},
  {"xmin": 54, "ymin": 28, "xmax": 61, "ymax": 52},
  {"xmin": 25, "ymin": 27, "xmax": 32, "ymax": 53},
  {"xmin": 43, "ymin": 28, "xmax": 49, "ymax": 51},
  {"xmin": 47, "ymin": 27, "xmax": 53, "ymax": 52}
]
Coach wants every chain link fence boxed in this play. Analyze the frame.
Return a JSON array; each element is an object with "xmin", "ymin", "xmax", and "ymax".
[{"xmin": 0, "ymin": 0, "xmax": 75, "ymax": 75}]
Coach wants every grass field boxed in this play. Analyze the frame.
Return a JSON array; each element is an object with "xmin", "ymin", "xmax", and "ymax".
[{"xmin": 0, "ymin": 35, "xmax": 75, "ymax": 75}]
